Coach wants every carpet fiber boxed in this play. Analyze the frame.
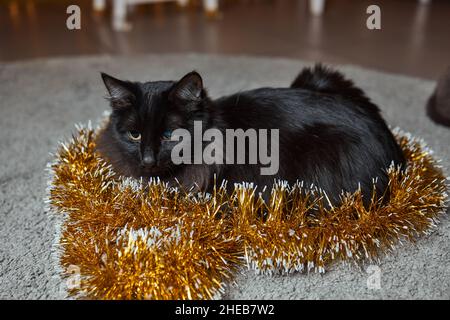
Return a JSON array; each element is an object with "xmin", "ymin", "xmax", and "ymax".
[{"xmin": 0, "ymin": 54, "xmax": 449, "ymax": 299}]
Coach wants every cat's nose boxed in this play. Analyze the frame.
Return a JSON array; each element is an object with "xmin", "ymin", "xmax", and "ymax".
[{"xmin": 142, "ymin": 155, "xmax": 156, "ymax": 167}]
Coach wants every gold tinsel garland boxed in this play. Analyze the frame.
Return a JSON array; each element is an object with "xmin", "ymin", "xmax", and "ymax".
[{"xmin": 47, "ymin": 124, "xmax": 448, "ymax": 299}]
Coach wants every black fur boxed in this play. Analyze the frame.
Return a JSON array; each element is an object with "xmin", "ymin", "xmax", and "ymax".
[{"xmin": 96, "ymin": 65, "xmax": 405, "ymax": 205}]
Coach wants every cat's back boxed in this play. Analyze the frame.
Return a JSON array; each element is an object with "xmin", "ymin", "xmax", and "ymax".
[{"xmin": 214, "ymin": 87, "xmax": 380, "ymax": 131}]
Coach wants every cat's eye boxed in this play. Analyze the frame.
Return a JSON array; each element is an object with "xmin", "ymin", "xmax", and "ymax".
[
  {"xmin": 161, "ymin": 130, "xmax": 172, "ymax": 140},
  {"xmin": 127, "ymin": 131, "xmax": 141, "ymax": 141}
]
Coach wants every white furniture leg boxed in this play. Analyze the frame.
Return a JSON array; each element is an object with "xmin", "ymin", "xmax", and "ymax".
[
  {"xmin": 203, "ymin": 0, "xmax": 218, "ymax": 13},
  {"xmin": 177, "ymin": 0, "xmax": 189, "ymax": 6},
  {"xmin": 309, "ymin": 0, "xmax": 325, "ymax": 16},
  {"xmin": 112, "ymin": 0, "xmax": 131, "ymax": 31},
  {"xmin": 109, "ymin": 0, "xmax": 220, "ymax": 29},
  {"xmin": 93, "ymin": 0, "xmax": 106, "ymax": 11}
]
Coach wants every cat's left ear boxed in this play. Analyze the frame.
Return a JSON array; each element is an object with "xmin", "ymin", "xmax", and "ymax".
[
  {"xmin": 169, "ymin": 71, "xmax": 203, "ymax": 103},
  {"xmin": 101, "ymin": 72, "xmax": 135, "ymax": 109}
]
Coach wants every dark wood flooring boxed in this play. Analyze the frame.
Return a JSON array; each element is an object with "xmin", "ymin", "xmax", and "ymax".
[{"xmin": 1, "ymin": 0, "xmax": 449, "ymax": 79}]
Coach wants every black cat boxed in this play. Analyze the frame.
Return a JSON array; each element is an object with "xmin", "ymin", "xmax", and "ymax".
[{"xmin": 96, "ymin": 65, "xmax": 405, "ymax": 205}]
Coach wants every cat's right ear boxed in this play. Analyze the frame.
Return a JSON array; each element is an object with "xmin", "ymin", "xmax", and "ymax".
[
  {"xmin": 101, "ymin": 72, "xmax": 135, "ymax": 109},
  {"xmin": 169, "ymin": 71, "xmax": 204, "ymax": 104}
]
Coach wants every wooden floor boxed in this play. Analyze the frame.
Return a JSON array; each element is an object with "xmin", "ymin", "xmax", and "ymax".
[{"xmin": 1, "ymin": 0, "xmax": 449, "ymax": 79}]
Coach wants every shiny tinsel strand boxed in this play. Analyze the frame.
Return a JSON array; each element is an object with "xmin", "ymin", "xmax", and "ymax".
[{"xmin": 48, "ymin": 126, "xmax": 448, "ymax": 299}]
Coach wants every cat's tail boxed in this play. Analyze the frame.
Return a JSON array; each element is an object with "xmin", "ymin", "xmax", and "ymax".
[{"xmin": 291, "ymin": 64, "xmax": 378, "ymax": 110}]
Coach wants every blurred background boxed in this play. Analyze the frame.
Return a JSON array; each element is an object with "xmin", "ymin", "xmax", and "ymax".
[{"xmin": 0, "ymin": 0, "xmax": 449, "ymax": 79}]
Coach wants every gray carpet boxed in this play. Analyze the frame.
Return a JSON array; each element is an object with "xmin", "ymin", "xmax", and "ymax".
[{"xmin": 0, "ymin": 54, "xmax": 449, "ymax": 300}]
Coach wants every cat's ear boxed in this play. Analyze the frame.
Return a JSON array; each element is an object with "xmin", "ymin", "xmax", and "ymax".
[
  {"xmin": 101, "ymin": 72, "xmax": 135, "ymax": 109},
  {"xmin": 169, "ymin": 71, "xmax": 203, "ymax": 103}
]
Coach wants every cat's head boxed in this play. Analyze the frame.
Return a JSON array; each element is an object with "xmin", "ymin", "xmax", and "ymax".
[{"xmin": 98, "ymin": 71, "xmax": 209, "ymax": 178}]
